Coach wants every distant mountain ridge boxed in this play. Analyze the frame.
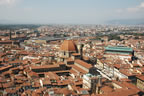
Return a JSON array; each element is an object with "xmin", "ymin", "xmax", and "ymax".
[
  {"xmin": 0, "ymin": 19, "xmax": 18, "ymax": 24},
  {"xmin": 0, "ymin": 19, "xmax": 144, "ymax": 25},
  {"xmin": 107, "ymin": 18, "xmax": 144, "ymax": 25}
]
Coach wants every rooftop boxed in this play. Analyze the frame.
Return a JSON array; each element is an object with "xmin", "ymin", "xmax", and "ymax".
[
  {"xmin": 105, "ymin": 46, "xmax": 133, "ymax": 52},
  {"xmin": 136, "ymin": 75, "xmax": 144, "ymax": 81},
  {"xmin": 60, "ymin": 40, "xmax": 77, "ymax": 52}
]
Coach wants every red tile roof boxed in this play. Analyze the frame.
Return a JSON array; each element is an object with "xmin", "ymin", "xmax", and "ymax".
[
  {"xmin": 136, "ymin": 75, "xmax": 144, "ymax": 81},
  {"xmin": 72, "ymin": 65, "xmax": 87, "ymax": 74},
  {"xmin": 60, "ymin": 40, "xmax": 77, "ymax": 52},
  {"xmin": 31, "ymin": 65, "xmax": 59, "ymax": 69},
  {"xmin": 75, "ymin": 59, "xmax": 92, "ymax": 69},
  {"xmin": 0, "ymin": 65, "xmax": 12, "ymax": 71}
]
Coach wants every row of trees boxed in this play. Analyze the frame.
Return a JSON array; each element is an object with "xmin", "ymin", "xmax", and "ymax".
[
  {"xmin": 0, "ymin": 24, "xmax": 40, "ymax": 30},
  {"xmin": 93, "ymin": 32, "xmax": 144, "ymax": 41}
]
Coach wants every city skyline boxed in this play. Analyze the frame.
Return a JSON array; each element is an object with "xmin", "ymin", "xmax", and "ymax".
[{"xmin": 0, "ymin": 0, "xmax": 144, "ymax": 24}]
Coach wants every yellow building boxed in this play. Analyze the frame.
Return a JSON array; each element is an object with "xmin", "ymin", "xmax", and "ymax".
[{"xmin": 136, "ymin": 75, "xmax": 144, "ymax": 91}]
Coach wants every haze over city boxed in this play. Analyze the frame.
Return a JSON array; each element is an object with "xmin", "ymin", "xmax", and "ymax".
[
  {"xmin": 1, "ymin": 0, "xmax": 144, "ymax": 96},
  {"xmin": 0, "ymin": 0, "xmax": 144, "ymax": 24}
]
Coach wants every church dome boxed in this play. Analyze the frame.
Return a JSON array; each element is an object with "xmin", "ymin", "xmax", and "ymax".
[{"xmin": 60, "ymin": 40, "xmax": 77, "ymax": 52}]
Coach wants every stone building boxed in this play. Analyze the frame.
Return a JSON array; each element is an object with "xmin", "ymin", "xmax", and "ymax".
[{"xmin": 58, "ymin": 40, "xmax": 83, "ymax": 62}]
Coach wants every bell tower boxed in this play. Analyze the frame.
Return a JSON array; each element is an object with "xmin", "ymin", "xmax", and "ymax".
[
  {"xmin": 77, "ymin": 43, "xmax": 84, "ymax": 60},
  {"xmin": 9, "ymin": 30, "xmax": 12, "ymax": 40}
]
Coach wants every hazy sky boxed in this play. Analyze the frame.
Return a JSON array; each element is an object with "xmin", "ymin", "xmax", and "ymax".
[{"xmin": 0, "ymin": 0, "xmax": 144, "ymax": 24}]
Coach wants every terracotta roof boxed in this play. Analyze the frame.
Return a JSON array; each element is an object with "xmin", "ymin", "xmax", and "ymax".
[
  {"xmin": 72, "ymin": 65, "xmax": 87, "ymax": 74},
  {"xmin": 0, "ymin": 65, "xmax": 12, "ymax": 71},
  {"xmin": 60, "ymin": 40, "xmax": 77, "ymax": 52},
  {"xmin": 66, "ymin": 58, "xmax": 74, "ymax": 62},
  {"xmin": 69, "ymin": 69, "xmax": 77, "ymax": 74},
  {"xmin": 114, "ymin": 64, "xmax": 121, "ymax": 69},
  {"xmin": 101, "ymin": 86, "xmax": 113, "ymax": 93},
  {"xmin": 133, "ymin": 63, "xmax": 140, "ymax": 67},
  {"xmin": 27, "ymin": 71, "xmax": 39, "ymax": 78},
  {"xmin": 96, "ymin": 89, "xmax": 139, "ymax": 96},
  {"xmin": 136, "ymin": 75, "xmax": 144, "ymax": 81},
  {"xmin": 31, "ymin": 65, "xmax": 59, "ymax": 69},
  {"xmin": 42, "ymin": 78, "xmax": 51, "ymax": 85},
  {"xmin": 75, "ymin": 59, "xmax": 92, "ymax": 69},
  {"xmin": 2, "ymin": 82, "xmax": 13, "ymax": 88},
  {"xmin": 120, "ymin": 78, "xmax": 131, "ymax": 82},
  {"xmin": 119, "ymin": 69, "xmax": 133, "ymax": 76},
  {"xmin": 83, "ymin": 56, "xmax": 90, "ymax": 61},
  {"xmin": 72, "ymin": 53, "xmax": 80, "ymax": 56},
  {"xmin": 55, "ymin": 88, "xmax": 74, "ymax": 95},
  {"xmin": 0, "ymin": 58, "xmax": 3, "ymax": 62},
  {"xmin": 45, "ymin": 72, "xmax": 59, "ymax": 80}
]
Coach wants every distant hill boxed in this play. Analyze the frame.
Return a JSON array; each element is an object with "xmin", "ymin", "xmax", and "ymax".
[
  {"xmin": 107, "ymin": 19, "xmax": 144, "ymax": 25},
  {"xmin": 0, "ymin": 19, "xmax": 18, "ymax": 24}
]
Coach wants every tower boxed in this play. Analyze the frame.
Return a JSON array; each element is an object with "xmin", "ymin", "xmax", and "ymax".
[
  {"xmin": 77, "ymin": 44, "xmax": 84, "ymax": 60},
  {"xmin": 9, "ymin": 30, "xmax": 12, "ymax": 40},
  {"xmin": 90, "ymin": 57, "xmax": 97, "ymax": 66},
  {"xmin": 91, "ymin": 77, "xmax": 97, "ymax": 94},
  {"xmin": 91, "ymin": 76, "xmax": 102, "ymax": 94},
  {"xmin": 96, "ymin": 76, "xmax": 102, "ymax": 94}
]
